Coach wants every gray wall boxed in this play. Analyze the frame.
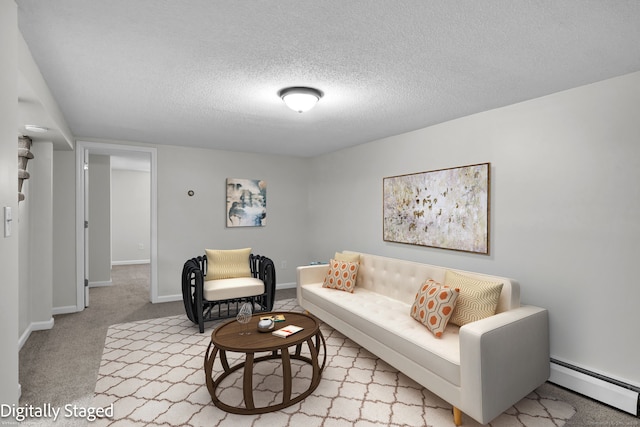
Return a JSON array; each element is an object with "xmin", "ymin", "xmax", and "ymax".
[
  {"xmin": 52, "ymin": 150, "xmax": 77, "ymax": 311},
  {"xmin": 308, "ymin": 71, "xmax": 640, "ymax": 387},
  {"xmin": 88, "ymin": 154, "xmax": 111, "ymax": 283},
  {"xmin": 156, "ymin": 145, "xmax": 310, "ymax": 298},
  {"xmin": 18, "ymin": 142, "xmax": 54, "ymax": 339},
  {"xmin": 111, "ymin": 169, "xmax": 150, "ymax": 264},
  {"xmin": 0, "ymin": 0, "xmax": 20, "ymax": 406},
  {"xmin": 52, "ymin": 143, "xmax": 311, "ymax": 305}
]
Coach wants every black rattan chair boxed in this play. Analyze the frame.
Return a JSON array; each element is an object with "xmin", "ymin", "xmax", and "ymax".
[{"xmin": 181, "ymin": 253, "xmax": 276, "ymax": 333}]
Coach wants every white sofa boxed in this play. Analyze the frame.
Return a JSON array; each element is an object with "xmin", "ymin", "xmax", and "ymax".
[{"xmin": 297, "ymin": 251, "xmax": 549, "ymax": 425}]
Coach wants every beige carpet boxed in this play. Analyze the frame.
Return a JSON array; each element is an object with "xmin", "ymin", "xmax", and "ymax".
[{"xmin": 92, "ymin": 298, "xmax": 576, "ymax": 426}]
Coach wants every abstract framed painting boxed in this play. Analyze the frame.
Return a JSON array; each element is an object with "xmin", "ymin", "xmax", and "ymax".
[
  {"xmin": 383, "ymin": 163, "xmax": 490, "ymax": 254},
  {"xmin": 226, "ymin": 178, "xmax": 267, "ymax": 227}
]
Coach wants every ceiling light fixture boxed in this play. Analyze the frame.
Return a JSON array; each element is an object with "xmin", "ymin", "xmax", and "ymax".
[
  {"xmin": 24, "ymin": 124, "xmax": 49, "ymax": 133},
  {"xmin": 279, "ymin": 87, "xmax": 323, "ymax": 113}
]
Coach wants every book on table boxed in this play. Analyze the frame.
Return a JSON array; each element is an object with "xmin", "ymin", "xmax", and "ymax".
[{"xmin": 272, "ymin": 325, "xmax": 303, "ymax": 338}]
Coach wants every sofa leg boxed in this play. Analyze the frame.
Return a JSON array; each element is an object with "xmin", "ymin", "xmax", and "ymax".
[{"xmin": 453, "ymin": 406, "xmax": 462, "ymax": 426}]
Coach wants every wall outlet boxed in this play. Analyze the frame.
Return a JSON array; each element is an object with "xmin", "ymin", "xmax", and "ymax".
[{"xmin": 281, "ymin": 260, "xmax": 287, "ymax": 269}]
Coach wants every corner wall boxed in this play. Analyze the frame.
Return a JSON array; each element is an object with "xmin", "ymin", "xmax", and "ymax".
[
  {"xmin": 308, "ymin": 72, "xmax": 640, "ymax": 390},
  {"xmin": 0, "ymin": 0, "xmax": 20, "ymax": 405}
]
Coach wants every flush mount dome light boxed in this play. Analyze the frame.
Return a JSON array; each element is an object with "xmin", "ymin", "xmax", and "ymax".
[
  {"xmin": 24, "ymin": 124, "xmax": 49, "ymax": 133},
  {"xmin": 279, "ymin": 87, "xmax": 323, "ymax": 113}
]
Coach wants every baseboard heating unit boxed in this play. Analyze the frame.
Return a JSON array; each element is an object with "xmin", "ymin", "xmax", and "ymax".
[{"xmin": 550, "ymin": 358, "xmax": 639, "ymax": 417}]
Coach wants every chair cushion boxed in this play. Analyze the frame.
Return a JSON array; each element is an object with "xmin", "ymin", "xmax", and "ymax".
[
  {"xmin": 203, "ymin": 277, "xmax": 264, "ymax": 301},
  {"xmin": 205, "ymin": 248, "xmax": 251, "ymax": 280}
]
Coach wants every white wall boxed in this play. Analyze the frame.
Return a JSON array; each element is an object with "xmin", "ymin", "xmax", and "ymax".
[
  {"xmin": 0, "ymin": 0, "xmax": 20, "ymax": 406},
  {"xmin": 88, "ymin": 154, "xmax": 111, "ymax": 283},
  {"xmin": 111, "ymin": 169, "xmax": 150, "ymax": 264},
  {"xmin": 308, "ymin": 71, "xmax": 640, "ymax": 388}
]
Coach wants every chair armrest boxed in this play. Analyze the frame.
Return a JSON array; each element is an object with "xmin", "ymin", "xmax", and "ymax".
[
  {"xmin": 181, "ymin": 256, "xmax": 205, "ymax": 325},
  {"xmin": 251, "ymin": 254, "xmax": 276, "ymax": 310},
  {"xmin": 459, "ymin": 305, "xmax": 550, "ymax": 424}
]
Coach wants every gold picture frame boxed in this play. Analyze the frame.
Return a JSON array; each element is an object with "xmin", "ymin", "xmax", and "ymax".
[{"xmin": 383, "ymin": 163, "xmax": 490, "ymax": 254}]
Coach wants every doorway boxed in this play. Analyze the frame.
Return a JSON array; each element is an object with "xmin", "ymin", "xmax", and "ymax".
[{"xmin": 75, "ymin": 141, "xmax": 158, "ymax": 310}]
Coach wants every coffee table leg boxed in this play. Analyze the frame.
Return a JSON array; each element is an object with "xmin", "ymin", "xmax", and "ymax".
[
  {"xmin": 243, "ymin": 353, "xmax": 255, "ymax": 410},
  {"xmin": 281, "ymin": 349, "xmax": 292, "ymax": 403}
]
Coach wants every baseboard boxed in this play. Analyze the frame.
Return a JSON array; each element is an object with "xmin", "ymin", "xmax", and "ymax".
[
  {"xmin": 550, "ymin": 359, "xmax": 639, "ymax": 416},
  {"xmin": 18, "ymin": 317, "xmax": 55, "ymax": 350},
  {"xmin": 52, "ymin": 305, "xmax": 80, "ymax": 315},
  {"xmin": 89, "ymin": 280, "xmax": 113, "ymax": 288},
  {"xmin": 155, "ymin": 294, "xmax": 182, "ymax": 303},
  {"xmin": 112, "ymin": 259, "xmax": 150, "ymax": 266},
  {"xmin": 276, "ymin": 282, "xmax": 296, "ymax": 290}
]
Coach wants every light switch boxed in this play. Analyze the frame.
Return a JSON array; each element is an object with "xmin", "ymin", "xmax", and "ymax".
[{"xmin": 4, "ymin": 207, "xmax": 12, "ymax": 237}]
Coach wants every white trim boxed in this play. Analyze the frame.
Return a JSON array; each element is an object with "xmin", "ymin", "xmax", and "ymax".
[
  {"xmin": 112, "ymin": 259, "xmax": 150, "ymax": 266},
  {"xmin": 76, "ymin": 141, "xmax": 159, "ymax": 308},
  {"xmin": 276, "ymin": 282, "xmax": 296, "ymax": 290},
  {"xmin": 18, "ymin": 318, "xmax": 54, "ymax": 350},
  {"xmin": 89, "ymin": 280, "xmax": 113, "ymax": 288},
  {"xmin": 75, "ymin": 145, "xmax": 85, "ymax": 310},
  {"xmin": 156, "ymin": 294, "xmax": 182, "ymax": 303},
  {"xmin": 52, "ymin": 305, "xmax": 79, "ymax": 315},
  {"xmin": 550, "ymin": 361, "xmax": 639, "ymax": 416}
]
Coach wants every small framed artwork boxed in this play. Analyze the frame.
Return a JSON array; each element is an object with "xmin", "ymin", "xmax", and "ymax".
[
  {"xmin": 226, "ymin": 178, "xmax": 267, "ymax": 227},
  {"xmin": 383, "ymin": 163, "xmax": 490, "ymax": 254}
]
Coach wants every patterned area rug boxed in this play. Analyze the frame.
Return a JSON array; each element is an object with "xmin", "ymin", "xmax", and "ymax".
[{"xmin": 93, "ymin": 299, "xmax": 575, "ymax": 426}]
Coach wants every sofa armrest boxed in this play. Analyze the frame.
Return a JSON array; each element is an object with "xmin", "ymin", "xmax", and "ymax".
[
  {"xmin": 296, "ymin": 264, "xmax": 329, "ymax": 303},
  {"xmin": 459, "ymin": 305, "xmax": 550, "ymax": 424},
  {"xmin": 297, "ymin": 264, "xmax": 329, "ymax": 286}
]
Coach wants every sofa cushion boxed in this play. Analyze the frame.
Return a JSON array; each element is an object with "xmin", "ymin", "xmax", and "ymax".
[
  {"xmin": 411, "ymin": 279, "xmax": 459, "ymax": 338},
  {"xmin": 445, "ymin": 270, "xmax": 503, "ymax": 326},
  {"xmin": 322, "ymin": 259, "xmax": 359, "ymax": 292},
  {"xmin": 300, "ymin": 282, "xmax": 461, "ymax": 386},
  {"xmin": 203, "ymin": 277, "xmax": 264, "ymax": 301},
  {"xmin": 205, "ymin": 248, "xmax": 251, "ymax": 280}
]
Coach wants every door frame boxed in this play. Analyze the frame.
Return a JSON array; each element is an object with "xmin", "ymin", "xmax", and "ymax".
[{"xmin": 75, "ymin": 140, "xmax": 158, "ymax": 310}]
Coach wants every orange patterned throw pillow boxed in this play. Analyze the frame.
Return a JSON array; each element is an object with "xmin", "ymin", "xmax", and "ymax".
[
  {"xmin": 322, "ymin": 259, "xmax": 359, "ymax": 293},
  {"xmin": 410, "ymin": 279, "xmax": 460, "ymax": 338}
]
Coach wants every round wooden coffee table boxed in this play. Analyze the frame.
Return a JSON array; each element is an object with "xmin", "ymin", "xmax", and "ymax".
[{"xmin": 204, "ymin": 311, "xmax": 326, "ymax": 414}]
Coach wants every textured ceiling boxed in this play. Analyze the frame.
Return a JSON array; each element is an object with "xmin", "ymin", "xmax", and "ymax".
[{"xmin": 16, "ymin": 1, "xmax": 640, "ymax": 157}]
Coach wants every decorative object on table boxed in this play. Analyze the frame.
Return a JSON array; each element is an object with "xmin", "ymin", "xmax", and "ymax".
[
  {"xmin": 383, "ymin": 162, "xmax": 490, "ymax": 254},
  {"xmin": 236, "ymin": 302, "xmax": 253, "ymax": 335},
  {"xmin": 226, "ymin": 178, "xmax": 267, "ymax": 227},
  {"xmin": 260, "ymin": 314, "xmax": 285, "ymax": 322},
  {"xmin": 257, "ymin": 317, "xmax": 274, "ymax": 332},
  {"xmin": 272, "ymin": 324, "xmax": 304, "ymax": 338}
]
